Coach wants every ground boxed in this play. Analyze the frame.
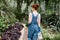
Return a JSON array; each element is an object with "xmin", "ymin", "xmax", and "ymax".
[
  {"xmin": 23, "ymin": 27, "xmax": 28, "ymax": 40},
  {"xmin": 19, "ymin": 24, "xmax": 28, "ymax": 40}
]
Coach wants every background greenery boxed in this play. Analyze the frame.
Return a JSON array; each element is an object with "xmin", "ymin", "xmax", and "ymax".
[{"xmin": 0, "ymin": 0, "xmax": 60, "ymax": 40}]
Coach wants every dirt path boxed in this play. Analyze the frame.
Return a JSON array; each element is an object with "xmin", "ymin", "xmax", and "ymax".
[
  {"xmin": 19, "ymin": 23, "xmax": 28, "ymax": 40},
  {"xmin": 23, "ymin": 27, "xmax": 28, "ymax": 40}
]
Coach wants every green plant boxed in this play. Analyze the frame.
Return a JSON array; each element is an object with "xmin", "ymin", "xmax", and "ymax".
[
  {"xmin": 0, "ymin": 17, "xmax": 8, "ymax": 35},
  {"xmin": 0, "ymin": 13, "xmax": 17, "ymax": 36}
]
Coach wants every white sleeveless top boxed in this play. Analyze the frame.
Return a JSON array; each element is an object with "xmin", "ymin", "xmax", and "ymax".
[{"xmin": 29, "ymin": 11, "xmax": 41, "ymax": 18}]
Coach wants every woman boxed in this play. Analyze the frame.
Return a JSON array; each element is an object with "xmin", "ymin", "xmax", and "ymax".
[{"xmin": 28, "ymin": 4, "xmax": 41, "ymax": 40}]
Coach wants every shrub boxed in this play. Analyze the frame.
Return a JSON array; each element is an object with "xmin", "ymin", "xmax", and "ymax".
[{"xmin": 1, "ymin": 22, "xmax": 24, "ymax": 40}]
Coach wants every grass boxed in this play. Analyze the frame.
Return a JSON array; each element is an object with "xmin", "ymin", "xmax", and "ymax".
[{"xmin": 41, "ymin": 26, "xmax": 60, "ymax": 40}]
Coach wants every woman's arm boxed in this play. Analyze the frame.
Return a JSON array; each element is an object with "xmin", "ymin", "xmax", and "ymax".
[
  {"xmin": 28, "ymin": 13, "xmax": 32, "ymax": 24},
  {"xmin": 37, "ymin": 14, "xmax": 41, "ymax": 27}
]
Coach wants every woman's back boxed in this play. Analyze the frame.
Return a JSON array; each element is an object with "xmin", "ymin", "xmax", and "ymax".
[
  {"xmin": 28, "ymin": 12, "xmax": 40, "ymax": 40},
  {"xmin": 31, "ymin": 12, "xmax": 38, "ymax": 24}
]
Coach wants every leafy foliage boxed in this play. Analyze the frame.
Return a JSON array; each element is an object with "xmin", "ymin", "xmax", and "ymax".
[
  {"xmin": 0, "ymin": 10, "xmax": 17, "ymax": 36},
  {"xmin": 1, "ymin": 22, "xmax": 24, "ymax": 40}
]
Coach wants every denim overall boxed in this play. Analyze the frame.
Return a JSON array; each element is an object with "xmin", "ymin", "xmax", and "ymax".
[{"xmin": 28, "ymin": 13, "xmax": 41, "ymax": 40}]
